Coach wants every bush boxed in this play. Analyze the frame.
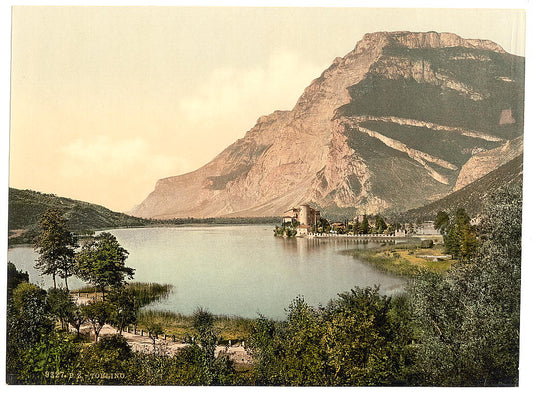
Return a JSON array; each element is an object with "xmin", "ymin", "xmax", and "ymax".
[
  {"xmin": 248, "ymin": 287, "xmax": 413, "ymax": 386},
  {"xmin": 420, "ymin": 239, "xmax": 434, "ymax": 249}
]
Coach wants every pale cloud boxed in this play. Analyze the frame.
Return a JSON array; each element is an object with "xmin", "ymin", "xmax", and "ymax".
[
  {"xmin": 173, "ymin": 50, "xmax": 325, "ymax": 171},
  {"xmin": 179, "ymin": 49, "xmax": 324, "ymax": 123},
  {"xmin": 58, "ymin": 136, "xmax": 180, "ymax": 211},
  {"xmin": 61, "ymin": 136, "xmax": 177, "ymax": 176}
]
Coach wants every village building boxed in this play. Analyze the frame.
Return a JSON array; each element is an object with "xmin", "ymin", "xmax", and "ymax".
[
  {"xmin": 296, "ymin": 225, "xmax": 312, "ymax": 236},
  {"xmin": 282, "ymin": 207, "xmax": 300, "ymax": 225},
  {"xmin": 395, "ymin": 228, "xmax": 407, "ymax": 237},
  {"xmin": 282, "ymin": 204, "xmax": 321, "ymax": 227},
  {"xmin": 416, "ymin": 221, "xmax": 440, "ymax": 236}
]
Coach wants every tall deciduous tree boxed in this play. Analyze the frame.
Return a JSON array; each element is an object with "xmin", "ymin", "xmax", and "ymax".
[
  {"xmin": 34, "ymin": 209, "xmax": 78, "ymax": 290},
  {"xmin": 82, "ymin": 300, "xmax": 112, "ymax": 342},
  {"xmin": 47, "ymin": 287, "xmax": 76, "ymax": 331},
  {"xmin": 76, "ymin": 232, "xmax": 134, "ymax": 300},
  {"xmin": 107, "ymin": 287, "xmax": 138, "ymax": 334}
]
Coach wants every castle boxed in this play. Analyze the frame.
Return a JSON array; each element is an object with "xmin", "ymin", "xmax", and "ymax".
[{"xmin": 282, "ymin": 204, "xmax": 321, "ymax": 229}]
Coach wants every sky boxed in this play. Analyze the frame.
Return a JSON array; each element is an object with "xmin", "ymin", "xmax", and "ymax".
[{"xmin": 7, "ymin": 4, "xmax": 527, "ymax": 212}]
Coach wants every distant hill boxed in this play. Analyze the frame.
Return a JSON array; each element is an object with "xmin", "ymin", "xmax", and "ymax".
[
  {"xmin": 395, "ymin": 154, "xmax": 523, "ymax": 222},
  {"xmin": 8, "ymin": 188, "xmax": 150, "ymax": 244},
  {"xmin": 8, "ymin": 188, "xmax": 281, "ymax": 245}
]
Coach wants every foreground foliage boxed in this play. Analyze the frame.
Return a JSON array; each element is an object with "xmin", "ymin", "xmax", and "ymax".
[
  {"xmin": 248, "ymin": 288, "xmax": 414, "ymax": 386},
  {"xmin": 6, "ymin": 186, "xmax": 521, "ymax": 386},
  {"xmin": 408, "ymin": 186, "xmax": 521, "ymax": 385}
]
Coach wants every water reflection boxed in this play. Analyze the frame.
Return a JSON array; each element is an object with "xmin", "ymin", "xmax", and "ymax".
[{"xmin": 278, "ymin": 236, "xmax": 382, "ymax": 258}]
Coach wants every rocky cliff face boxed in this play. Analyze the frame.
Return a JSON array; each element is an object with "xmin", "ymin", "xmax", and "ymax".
[
  {"xmin": 130, "ymin": 31, "xmax": 524, "ymax": 219},
  {"xmin": 453, "ymin": 136, "xmax": 523, "ymax": 192}
]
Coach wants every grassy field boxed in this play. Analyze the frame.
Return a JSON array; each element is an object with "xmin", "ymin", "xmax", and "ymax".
[
  {"xmin": 72, "ymin": 282, "xmax": 172, "ymax": 306},
  {"xmin": 72, "ymin": 281, "xmax": 253, "ymax": 343},
  {"xmin": 135, "ymin": 309, "xmax": 254, "ymax": 344},
  {"xmin": 346, "ymin": 242, "xmax": 455, "ymax": 277}
]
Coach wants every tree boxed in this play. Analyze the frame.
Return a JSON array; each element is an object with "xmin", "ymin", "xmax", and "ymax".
[
  {"xmin": 247, "ymin": 315, "xmax": 286, "ymax": 385},
  {"xmin": 16, "ymin": 331, "xmax": 81, "ymax": 385},
  {"xmin": 361, "ymin": 215, "xmax": 370, "ymax": 234},
  {"xmin": 409, "ymin": 186, "xmax": 521, "ymax": 386},
  {"xmin": 76, "ymin": 232, "xmax": 134, "ymax": 300},
  {"xmin": 6, "ymin": 282, "xmax": 54, "ymax": 382},
  {"xmin": 185, "ymin": 307, "xmax": 233, "ymax": 385},
  {"xmin": 77, "ymin": 334, "xmax": 133, "ymax": 384},
  {"xmin": 374, "ymin": 215, "xmax": 387, "ymax": 234},
  {"xmin": 107, "ymin": 287, "xmax": 138, "ymax": 334},
  {"xmin": 282, "ymin": 297, "xmax": 327, "ymax": 385},
  {"xmin": 47, "ymin": 287, "xmax": 76, "ymax": 331},
  {"xmin": 434, "ymin": 211, "xmax": 449, "ymax": 235},
  {"xmin": 34, "ymin": 209, "xmax": 78, "ymax": 290},
  {"xmin": 82, "ymin": 300, "xmax": 112, "ymax": 342},
  {"xmin": 68, "ymin": 305, "xmax": 86, "ymax": 338},
  {"xmin": 443, "ymin": 208, "xmax": 477, "ymax": 261},
  {"xmin": 322, "ymin": 287, "xmax": 401, "ymax": 385},
  {"xmin": 248, "ymin": 288, "xmax": 412, "ymax": 386},
  {"xmin": 352, "ymin": 219, "xmax": 361, "ymax": 234},
  {"xmin": 145, "ymin": 320, "xmax": 164, "ymax": 351},
  {"xmin": 10, "ymin": 282, "xmax": 54, "ymax": 344},
  {"xmin": 7, "ymin": 262, "xmax": 29, "ymax": 299}
]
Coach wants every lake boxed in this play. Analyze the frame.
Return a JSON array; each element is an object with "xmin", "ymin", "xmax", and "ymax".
[{"xmin": 7, "ymin": 225, "xmax": 405, "ymax": 320}]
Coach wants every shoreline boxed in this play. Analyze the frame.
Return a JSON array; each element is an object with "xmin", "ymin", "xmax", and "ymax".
[{"xmin": 344, "ymin": 242, "xmax": 455, "ymax": 277}]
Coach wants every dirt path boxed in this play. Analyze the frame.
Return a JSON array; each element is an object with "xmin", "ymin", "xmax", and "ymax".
[
  {"xmin": 73, "ymin": 293, "xmax": 253, "ymax": 364},
  {"xmin": 8, "ymin": 229, "xmax": 27, "ymax": 239},
  {"xmin": 87, "ymin": 324, "xmax": 252, "ymax": 364}
]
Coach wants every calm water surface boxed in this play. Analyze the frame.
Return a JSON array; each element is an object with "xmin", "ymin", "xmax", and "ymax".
[{"xmin": 7, "ymin": 225, "xmax": 404, "ymax": 320}]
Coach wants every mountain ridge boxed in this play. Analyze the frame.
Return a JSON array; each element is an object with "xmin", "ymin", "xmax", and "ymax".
[
  {"xmin": 130, "ymin": 31, "xmax": 524, "ymax": 219},
  {"xmin": 397, "ymin": 154, "xmax": 523, "ymax": 222}
]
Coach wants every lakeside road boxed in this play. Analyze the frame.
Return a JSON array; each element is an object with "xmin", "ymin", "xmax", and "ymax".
[
  {"xmin": 72, "ymin": 294, "xmax": 253, "ymax": 364},
  {"xmin": 74, "ymin": 323, "xmax": 252, "ymax": 364}
]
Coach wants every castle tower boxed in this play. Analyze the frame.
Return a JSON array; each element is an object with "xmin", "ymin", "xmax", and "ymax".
[{"xmin": 299, "ymin": 204, "xmax": 311, "ymax": 226}]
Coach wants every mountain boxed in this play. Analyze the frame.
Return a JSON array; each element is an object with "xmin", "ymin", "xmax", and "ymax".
[
  {"xmin": 8, "ymin": 188, "xmax": 150, "ymax": 244},
  {"xmin": 130, "ymin": 31, "xmax": 524, "ymax": 219}
]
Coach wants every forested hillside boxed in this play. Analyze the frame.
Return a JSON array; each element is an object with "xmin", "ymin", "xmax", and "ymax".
[{"xmin": 8, "ymin": 188, "xmax": 150, "ymax": 244}]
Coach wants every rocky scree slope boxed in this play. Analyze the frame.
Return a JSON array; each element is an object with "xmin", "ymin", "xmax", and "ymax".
[{"xmin": 130, "ymin": 31, "xmax": 524, "ymax": 219}]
